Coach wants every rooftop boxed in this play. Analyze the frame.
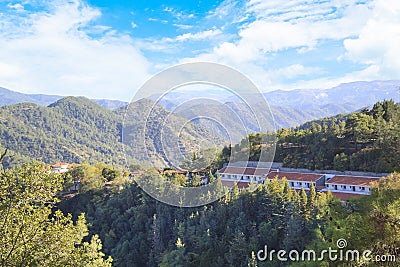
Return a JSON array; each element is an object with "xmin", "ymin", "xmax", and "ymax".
[
  {"xmin": 326, "ymin": 175, "xmax": 381, "ymax": 186},
  {"xmin": 51, "ymin": 162, "xmax": 70, "ymax": 168},
  {"xmin": 266, "ymin": 171, "xmax": 324, "ymax": 182},
  {"xmin": 219, "ymin": 166, "xmax": 271, "ymax": 176}
]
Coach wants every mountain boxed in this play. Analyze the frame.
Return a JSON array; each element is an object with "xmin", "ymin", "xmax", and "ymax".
[
  {"xmin": 261, "ymin": 80, "xmax": 400, "ymax": 111},
  {"xmin": 91, "ymin": 99, "xmax": 128, "ymax": 110},
  {"xmin": 0, "ymin": 87, "xmax": 128, "ymax": 110},
  {"xmin": 0, "ymin": 87, "xmax": 61, "ymax": 107},
  {"xmin": 153, "ymin": 80, "xmax": 400, "ymax": 131},
  {"xmin": 0, "ymin": 97, "xmax": 224, "ymax": 167}
]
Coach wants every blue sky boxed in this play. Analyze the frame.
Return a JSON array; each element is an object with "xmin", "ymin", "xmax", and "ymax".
[{"xmin": 0, "ymin": 0, "xmax": 399, "ymax": 100}]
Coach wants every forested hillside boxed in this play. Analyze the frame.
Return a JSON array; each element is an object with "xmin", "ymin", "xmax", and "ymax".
[
  {"xmin": 0, "ymin": 97, "xmax": 224, "ymax": 167},
  {"xmin": 223, "ymin": 100, "xmax": 400, "ymax": 173}
]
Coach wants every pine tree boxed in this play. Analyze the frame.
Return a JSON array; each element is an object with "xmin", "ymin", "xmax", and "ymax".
[
  {"xmin": 232, "ymin": 182, "xmax": 239, "ymax": 199},
  {"xmin": 208, "ymin": 170, "xmax": 214, "ymax": 184},
  {"xmin": 300, "ymin": 187, "xmax": 308, "ymax": 211},
  {"xmin": 308, "ymin": 183, "xmax": 316, "ymax": 208},
  {"xmin": 190, "ymin": 174, "xmax": 201, "ymax": 187},
  {"xmin": 248, "ymin": 251, "xmax": 258, "ymax": 267},
  {"xmin": 283, "ymin": 179, "xmax": 292, "ymax": 201}
]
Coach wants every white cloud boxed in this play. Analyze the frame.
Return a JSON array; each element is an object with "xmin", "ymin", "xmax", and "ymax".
[
  {"xmin": 148, "ymin": 17, "xmax": 168, "ymax": 24},
  {"xmin": 131, "ymin": 22, "xmax": 137, "ymax": 28},
  {"xmin": 343, "ymin": 0, "xmax": 400, "ymax": 77},
  {"xmin": 7, "ymin": 3, "xmax": 24, "ymax": 12},
  {"xmin": 177, "ymin": 0, "xmax": 396, "ymax": 91},
  {"xmin": 205, "ymin": 1, "xmax": 372, "ymax": 64},
  {"xmin": 173, "ymin": 23, "xmax": 193, "ymax": 30},
  {"xmin": 0, "ymin": 0, "xmax": 150, "ymax": 100},
  {"xmin": 176, "ymin": 29, "xmax": 222, "ymax": 42},
  {"xmin": 269, "ymin": 64, "xmax": 322, "ymax": 79}
]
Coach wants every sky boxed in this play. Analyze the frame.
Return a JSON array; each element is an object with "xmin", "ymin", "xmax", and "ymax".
[{"xmin": 0, "ymin": 0, "xmax": 399, "ymax": 100}]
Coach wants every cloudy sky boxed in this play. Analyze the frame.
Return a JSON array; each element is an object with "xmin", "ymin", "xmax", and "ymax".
[{"xmin": 0, "ymin": 0, "xmax": 399, "ymax": 100}]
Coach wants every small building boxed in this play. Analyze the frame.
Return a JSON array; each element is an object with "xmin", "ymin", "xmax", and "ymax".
[
  {"xmin": 220, "ymin": 180, "xmax": 253, "ymax": 193},
  {"xmin": 265, "ymin": 171, "xmax": 325, "ymax": 190},
  {"xmin": 51, "ymin": 162, "xmax": 70, "ymax": 173},
  {"xmin": 325, "ymin": 175, "xmax": 380, "ymax": 195},
  {"xmin": 218, "ymin": 166, "xmax": 271, "ymax": 184}
]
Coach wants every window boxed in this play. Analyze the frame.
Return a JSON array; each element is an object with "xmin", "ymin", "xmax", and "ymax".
[
  {"xmin": 290, "ymin": 182, "xmax": 294, "ymax": 187},
  {"xmin": 343, "ymin": 185, "xmax": 347, "ymax": 189},
  {"xmin": 361, "ymin": 187, "xmax": 365, "ymax": 191}
]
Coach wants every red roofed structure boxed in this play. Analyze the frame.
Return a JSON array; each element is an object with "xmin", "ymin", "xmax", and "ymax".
[
  {"xmin": 266, "ymin": 171, "xmax": 325, "ymax": 191},
  {"xmin": 217, "ymin": 162, "xmax": 385, "ymax": 200},
  {"xmin": 218, "ymin": 166, "xmax": 271, "ymax": 184},
  {"xmin": 325, "ymin": 175, "xmax": 381, "ymax": 195}
]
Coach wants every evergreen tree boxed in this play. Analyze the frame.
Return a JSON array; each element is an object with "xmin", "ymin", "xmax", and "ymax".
[
  {"xmin": 208, "ymin": 170, "xmax": 214, "ymax": 184},
  {"xmin": 0, "ymin": 161, "xmax": 112, "ymax": 266},
  {"xmin": 308, "ymin": 183, "xmax": 316, "ymax": 209},
  {"xmin": 232, "ymin": 182, "xmax": 239, "ymax": 199},
  {"xmin": 248, "ymin": 251, "xmax": 258, "ymax": 267},
  {"xmin": 300, "ymin": 187, "xmax": 308, "ymax": 212}
]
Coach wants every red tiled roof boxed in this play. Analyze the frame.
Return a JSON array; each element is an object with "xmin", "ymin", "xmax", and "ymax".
[
  {"xmin": 326, "ymin": 175, "xmax": 380, "ymax": 186},
  {"xmin": 218, "ymin": 166, "xmax": 270, "ymax": 176},
  {"xmin": 221, "ymin": 180, "xmax": 250, "ymax": 188},
  {"xmin": 51, "ymin": 162, "xmax": 69, "ymax": 168},
  {"xmin": 266, "ymin": 171, "xmax": 324, "ymax": 182}
]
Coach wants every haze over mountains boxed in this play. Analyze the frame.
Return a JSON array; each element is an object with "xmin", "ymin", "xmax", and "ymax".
[
  {"xmin": 0, "ymin": 87, "xmax": 128, "ymax": 110},
  {"xmin": 150, "ymin": 80, "xmax": 400, "ymax": 130},
  {"xmin": 1, "ymin": 80, "xmax": 399, "ymax": 129},
  {"xmin": 0, "ymin": 80, "xmax": 399, "ymax": 166}
]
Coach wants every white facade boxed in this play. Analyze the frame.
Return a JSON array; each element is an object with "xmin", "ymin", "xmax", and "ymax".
[{"xmin": 326, "ymin": 183, "xmax": 370, "ymax": 194}]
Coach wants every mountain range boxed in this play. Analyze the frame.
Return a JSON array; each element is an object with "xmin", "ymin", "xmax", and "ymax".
[
  {"xmin": 0, "ymin": 80, "xmax": 399, "ymax": 166},
  {"xmin": 0, "ymin": 87, "xmax": 128, "ymax": 110},
  {"xmin": 149, "ymin": 80, "xmax": 400, "ymax": 137},
  {"xmin": 0, "ymin": 96, "xmax": 223, "ymax": 167}
]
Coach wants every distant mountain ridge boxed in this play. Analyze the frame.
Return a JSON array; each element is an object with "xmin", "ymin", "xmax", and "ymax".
[
  {"xmin": 1, "ymin": 80, "xmax": 399, "ymax": 132},
  {"xmin": 261, "ymin": 80, "xmax": 400, "ymax": 111},
  {"xmin": 0, "ymin": 87, "xmax": 128, "ymax": 110},
  {"xmin": 152, "ymin": 80, "xmax": 400, "ymax": 130}
]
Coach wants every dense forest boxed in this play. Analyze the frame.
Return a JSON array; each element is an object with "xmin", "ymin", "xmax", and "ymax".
[
  {"xmin": 0, "ymin": 97, "xmax": 222, "ymax": 168},
  {"xmin": 3, "ymin": 153, "xmax": 399, "ymax": 266},
  {"xmin": 58, "ymin": 171, "xmax": 400, "ymax": 266},
  {"xmin": 222, "ymin": 100, "xmax": 400, "ymax": 173},
  {"xmin": 1, "ymin": 99, "xmax": 399, "ymax": 266}
]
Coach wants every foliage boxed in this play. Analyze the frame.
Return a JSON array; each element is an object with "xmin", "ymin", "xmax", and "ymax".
[
  {"xmin": 0, "ymin": 159, "xmax": 112, "ymax": 266},
  {"xmin": 0, "ymin": 97, "xmax": 224, "ymax": 168},
  {"xmin": 222, "ymin": 100, "xmax": 399, "ymax": 173}
]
